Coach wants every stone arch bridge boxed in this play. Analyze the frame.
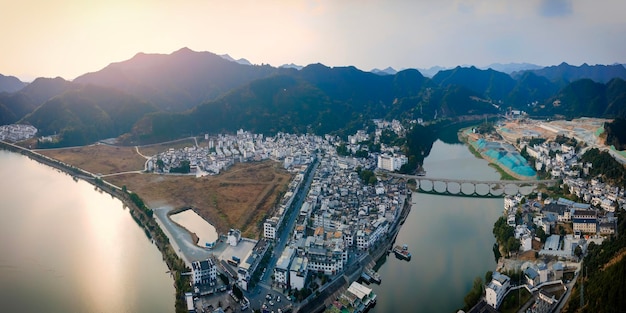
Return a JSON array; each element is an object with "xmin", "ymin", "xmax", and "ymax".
[{"xmin": 385, "ymin": 173, "xmax": 558, "ymax": 198}]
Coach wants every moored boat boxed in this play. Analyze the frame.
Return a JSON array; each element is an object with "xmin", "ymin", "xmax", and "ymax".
[
  {"xmin": 393, "ymin": 244, "xmax": 411, "ymax": 261},
  {"xmin": 364, "ymin": 267, "xmax": 381, "ymax": 284}
]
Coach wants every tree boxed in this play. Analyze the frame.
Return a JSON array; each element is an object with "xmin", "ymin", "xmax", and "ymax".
[
  {"xmin": 535, "ymin": 226, "xmax": 547, "ymax": 243},
  {"xmin": 156, "ymin": 158, "xmax": 164, "ymax": 171},
  {"xmin": 336, "ymin": 143, "xmax": 349, "ymax": 156},
  {"xmin": 232, "ymin": 284, "xmax": 243, "ymax": 300},
  {"xmin": 507, "ymin": 236, "xmax": 521, "ymax": 255},
  {"xmin": 463, "ymin": 277, "xmax": 484, "ymax": 310},
  {"xmin": 485, "ymin": 271, "xmax": 493, "ymax": 283},
  {"xmin": 493, "ymin": 243, "xmax": 502, "ymax": 262},
  {"xmin": 574, "ymin": 245, "xmax": 583, "ymax": 259}
]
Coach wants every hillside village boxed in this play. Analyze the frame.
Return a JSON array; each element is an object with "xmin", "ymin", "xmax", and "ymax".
[{"xmin": 467, "ymin": 124, "xmax": 626, "ymax": 312}]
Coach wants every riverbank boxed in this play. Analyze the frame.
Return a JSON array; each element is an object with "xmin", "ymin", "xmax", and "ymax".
[
  {"xmin": 459, "ymin": 129, "xmax": 537, "ymax": 181},
  {"xmin": 0, "ymin": 140, "xmax": 191, "ymax": 313}
]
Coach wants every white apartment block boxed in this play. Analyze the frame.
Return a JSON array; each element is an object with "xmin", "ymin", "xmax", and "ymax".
[
  {"xmin": 290, "ymin": 257, "xmax": 308, "ymax": 290},
  {"xmin": 485, "ymin": 272, "xmax": 511, "ymax": 309},
  {"xmin": 264, "ymin": 217, "xmax": 278, "ymax": 240},
  {"xmin": 191, "ymin": 259, "xmax": 217, "ymax": 286},
  {"xmin": 274, "ymin": 248, "xmax": 295, "ymax": 288},
  {"xmin": 377, "ymin": 154, "xmax": 407, "ymax": 172}
]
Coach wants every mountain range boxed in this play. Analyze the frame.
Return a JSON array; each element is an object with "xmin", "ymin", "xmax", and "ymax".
[{"xmin": 0, "ymin": 48, "xmax": 625, "ymax": 146}]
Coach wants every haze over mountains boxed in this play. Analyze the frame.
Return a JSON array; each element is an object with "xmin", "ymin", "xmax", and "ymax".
[{"xmin": 0, "ymin": 48, "xmax": 625, "ymax": 147}]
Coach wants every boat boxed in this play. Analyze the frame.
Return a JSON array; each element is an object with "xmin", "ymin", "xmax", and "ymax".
[
  {"xmin": 364, "ymin": 267, "xmax": 381, "ymax": 284},
  {"xmin": 393, "ymin": 244, "xmax": 411, "ymax": 261}
]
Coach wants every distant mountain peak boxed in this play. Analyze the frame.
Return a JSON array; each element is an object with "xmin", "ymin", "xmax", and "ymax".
[
  {"xmin": 371, "ymin": 67, "xmax": 397, "ymax": 76},
  {"xmin": 219, "ymin": 54, "xmax": 252, "ymax": 66},
  {"xmin": 173, "ymin": 47, "xmax": 194, "ymax": 55},
  {"xmin": 0, "ymin": 73, "xmax": 27, "ymax": 93},
  {"xmin": 280, "ymin": 63, "xmax": 303, "ymax": 70}
]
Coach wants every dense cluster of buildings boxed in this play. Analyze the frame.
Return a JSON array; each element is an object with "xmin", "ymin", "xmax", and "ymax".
[
  {"xmin": 149, "ymin": 130, "xmax": 317, "ymax": 174},
  {"xmin": 173, "ymin": 124, "xmax": 409, "ymax": 311},
  {"xmin": 521, "ymin": 140, "xmax": 586, "ymax": 179},
  {"xmin": 265, "ymin": 132, "xmax": 407, "ymax": 293},
  {"xmin": 477, "ymin": 132, "xmax": 626, "ymax": 312},
  {"xmin": 0, "ymin": 124, "xmax": 37, "ymax": 142},
  {"xmin": 325, "ymin": 281, "xmax": 377, "ymax": 313}
]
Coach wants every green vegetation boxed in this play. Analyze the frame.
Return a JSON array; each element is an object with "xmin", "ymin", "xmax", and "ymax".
[
  {"xmin": 499, "ymin": 287, "xmax": 532, "ymax": 313},
  {"xmin": 336, "ymin": 143, "xmax": 349, "ymax": 156},
  {"xmin": 554, "ymin": 134, "xmax": 578, "ymax": 147},
  {"xmin": 488, "ymin": 163, "xmax": 518, "ymax": 181},
  {"xmin": 493, "ymin": 216, "xmax": 520, "ymax": 257},
  {"xmin": 473, "ymin": 121, "xmax": 496, "ymax": 134},
  {"xmin": 530, "ymin": 78, "xmax": 626, "ymax": 118},
  {"xmin": 355, "ymin": 167, "xmax": 377, "ymax": 185},
  {"xmin": 169, "ymin": 160, "xmax": 191, "ymax": 174},
  {"xmin": 401, "ymin": 124, "xmax": 437, "ymax": 174},
  {"xmin": 581, "ymin": 148, "xmax": 626, "ymax": 187},
  {"xmin": 462, "ymin": 277, "xmax": 484, "ymax": 310},
  {"xmin": 604, "ymin": 118, "xmax": 626, "ymax": 150},
  {"xmin": 379, "ymin": 129, "xmax": 405, "ymax": 146},
  {"xmin": 232, "ymin": 284, "xmax": 243, "ymax": 300},
  {"xmin": 26, "ymin": 84, "xmax": 157, "ymax": 147},
  {"xmin": 564, "ymin": 210, "xmax": 626, "ymax": 312}
]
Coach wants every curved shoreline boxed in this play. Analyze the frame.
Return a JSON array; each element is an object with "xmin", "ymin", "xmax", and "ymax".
[
  {"xmin": 0, "ymin": 140, "xmax": 190, "ymax": 313},
  {"xmin": 459, "ymin": 130, "xmax": 538, "ymax": 181}
]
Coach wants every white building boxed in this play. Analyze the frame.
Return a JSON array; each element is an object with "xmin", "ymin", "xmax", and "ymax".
[
  {"xmin": 377, "ymin": 154, "xmax": 407, "ymax": 171},
  {"xmin": 191, "ymin": 258, "xmax": 217, "ymax": 286},
  {"xmin": 274, "ymin": 248, "xmax": 295, "ymax": 288},
  {"xmin": 572, "ymin": 209, "xmax": 597, "ymax": 234},
  {"xmin": 289, "ymin": 256, "xmax": 308, "ymax": 290},
  {"xmin": 264, "ymin": 217, "xmax": 278, "ymax": 240},
  {"xmin": 228, "ymin": 229, "xmax": 241, "ymax": 246},
  {"xmin": 485, "ymin": 272, "xmax": 511, "ymax": 309}
]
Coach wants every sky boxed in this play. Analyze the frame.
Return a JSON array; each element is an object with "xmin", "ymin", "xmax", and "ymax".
[{"xmin": 1, "ymin": 0, "xmax": 625, "ymax": 81}]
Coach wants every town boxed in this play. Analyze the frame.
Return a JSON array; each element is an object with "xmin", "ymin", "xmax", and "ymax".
[
  {"xmin": 147, "ymin": 121, "xmax": 412, "ymax": 313},
  {"xmin": 140, "ymin": 116, "xmax": 626, "ymax": 313}
]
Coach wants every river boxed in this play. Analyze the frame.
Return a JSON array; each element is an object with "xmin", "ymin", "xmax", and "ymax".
[
  {"xmin": 370, "ymin": 139, "xmax": 503, "ymax": 313},
  {"xmin": 0, "ymin": 150, "xmax": 175, "ymax": 312}
]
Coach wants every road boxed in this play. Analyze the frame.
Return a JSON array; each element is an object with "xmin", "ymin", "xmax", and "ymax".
[
  {"xmin": 244, "ymin": 158, "xmax": 319, "ymax": 311},
  {"xmin": 153, "ymin": 206, "xmax": 213, "ymax": 266}
]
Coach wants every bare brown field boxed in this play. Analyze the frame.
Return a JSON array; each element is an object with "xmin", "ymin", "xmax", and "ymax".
[
  {"xmin": 106, "ymin": 160, "xmax": 293, "ymax": 238},
  {"xmin": 38, "ymin": 144, "xmax": 146, "ymax": 175},
  {"xmin": 136, "ymin": 138, "xmax": 197, "ymax": 157}
]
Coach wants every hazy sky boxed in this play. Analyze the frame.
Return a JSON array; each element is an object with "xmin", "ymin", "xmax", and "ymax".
[{"xmin": 2, "ymin": 0, "xmax": 625, "ymax": 80}]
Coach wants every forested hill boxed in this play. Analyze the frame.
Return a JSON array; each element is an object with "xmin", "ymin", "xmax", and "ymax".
[
  {"xmin": 1, "ymin": 48, "xmax": 625, "ymax": 147},
  {"xmin": 0, "ymin": 74, "xmax": 27, "ymax": 93},
  {"xmin": 127, "ymin": 65, "xmax": 502, "ymax": 144},
  {"xmin": 513, "ymin": 62, "xmax": 626, "ymax": 85},
  {"xmin": 0, "ymin": 77, "xmax": 75, "ymax": 125},
  {"xmin": 528, "ymin": 78, "xmax": 626, "ymax": 118},
  {"xmin": 604, "ymin": 118, "xmax": 626, "ymax": 150},
  {"xmin": 22, "ymin": 84, "xmax": 157, "ymax": 147},
  {"xmin": 73, "ymin": 47, "xmax": 280, "ymax": 112},
  {"xmin": 564, "ymin": 209, "xmax": 626, "ymax": 312}
]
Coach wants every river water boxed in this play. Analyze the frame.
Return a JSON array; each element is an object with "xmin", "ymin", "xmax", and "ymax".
[
  {"xmin": 0, "ymin": 150, "xmax": 174, "ymax": 312},
  {"xmin": 370, "ymin": 140, "xmax": 503, "ymax": 313}
]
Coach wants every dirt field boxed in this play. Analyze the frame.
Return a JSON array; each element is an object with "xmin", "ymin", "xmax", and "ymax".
[
  {"xmin": 136, "ymin": 137, "xmax": 197, "ymax": 157},
  {"xmin": 497, "ymin": 118, "xmax": 609, "ymax": 145},
  {"xmin": 106, "ymin": 160, "xmax": 293, "ymax": 238},
  {"xmin": 38, "ymin": 144, "xmax": 146, "ymax": 175}
]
